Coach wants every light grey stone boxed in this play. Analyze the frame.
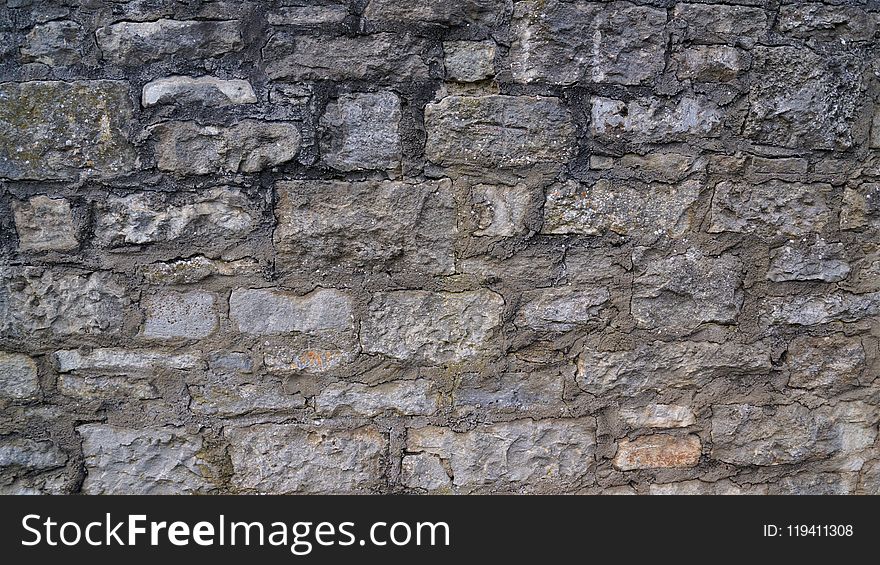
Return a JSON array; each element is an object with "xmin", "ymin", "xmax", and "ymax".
[
  {"xmin": 425, "ymin": 95, "xmax": 575, "ymax": 169},
  {"xmin": 787, "ymin": 334, "xmax": 865, "ymax": 390},
  {"xmin": 768, "ymin": 240, "xmax": 850, "ymax": 282},
  {"xmin": 709, "ymin": 181, "xmax": 832, "ymax": 237},
  {"xmin": 320, "ymin": 92, "xmax": 401, "ymax": 172},
  {"xmin": 841, "ymin": 183, "xmax": 880, "ymax": 230},
  {"xmin": 401, "ymin": 453, "xmax": 451, "ymax": 491},
  {"xmin": 762, "ymin": 292, "xmax": 880, "ymax": 326},
  {"xmin": 672, "ymin": 3, "xmax": 768, "ymax": 46},
  {"xmin": 142, "ymin": 291, "xmax": 218, "ymax": 339},
  {"xmin": 471, "ymin": 182, "xmax": 532, "ymax": 237},
  {"xmin": 363, "ymin": 0, "xmax": 509, "ymax": 27},
  {"xmin": 674, "ymin": 45, "xmax": 749, "ymax": 81},
  {"xmin": 96, "ymin": 19, "xmax": 242, "ymax": 64},
  {"xmin": 0, "ymin": 352, "xmax": 39, "ymax": 399},
  {"xmin": 591, "ymin": 95, "xmax": 722, "ymax": 142},
  {"xmin": 0, "ymin": 81, "xmax": 136, "ymax": 180},
  {"xmin": 315, "ymin": 379, "xmax": 439, "ymax": 417},
  {"xmin": 12, "ymin": 196, "xmax": 77, "ymax": 252},
  {"xmin": 226, "ymin": 424, "xmax": 387, "ymax": 494},
  {"xmin": 444, "ymin": 41, "xmax": 495, "ymax": 82},
  {"xmin": 141, "ymin": 256, "xmax": 260, "ymax": 285},
  {"xmin": 361, "ymin": 290, "xmax": 504, "ymax": 364},
  {"xmin": 274, "ymin": 179, "xmax": 456, "ymax": 276},
  {"xmin": 453, "ymin": 370, "xmax": 566, "ymax": 417},
  {"xmin": 267, "ymin": 4, "xmax": 349, "ymax": 25},
  {"xmin": 229, "ymin": 288, "xmax": 353, "ymax": 337},
  {"xmin": 189, "ymin": 382, "xmax": 305, "ymax": 416},
  {"xmin": 620, "ymin": 405, "xmax": 696, "ymax": 429},
  {"xmin": 778, "ymin": 4, "xmax": 875, "ymax": 42},
  {"xmin": 514, "ymin": 287, "xmax": 610, "ymax": 332},
  {"xmin": 142, "ymin": 76, "xmax": 256, "ymax": 107},
  {"xmin": 59, "ymin": 374, "xmax": 159, "ymax": 400},
  {"xmin": 649, "ymin": 479, "xmax": 768, "ymax": 495},
  {"xmin": 0, "ymin": 437, "xmax": 66, "ymax": 470},
  {"xmin": 54, "ymin": 348, "xmax": 202, "ymax": 373},
  {"xmin": 407, "ymin": 418, "xmax": 596, "ymax": 493},
  {"xmin": 79, "ymin": 425, "xmax": 219, "ymax": 494},
  {"xmin": 262, "ymin": 344, "xmax": 355, "ymax": 375}
]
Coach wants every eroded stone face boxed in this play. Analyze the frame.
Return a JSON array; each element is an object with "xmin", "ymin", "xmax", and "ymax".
[
  {"xmin": 320, "ymin": 92, "xmax": 401, "ymax": 172},
  {"xmin": 229, "ymin": 288, "xmax": 353, "ymax": 337},
  {"xmin": 614, "ymin": 435, "xmax": 701, "ymax": 470},
  {"xmin": 12, "ymin": 196, "xmax": 78, "ymax": 252},
  {"xmin": 0, "ymin": 81, "xmax": 136, "ymax": 180},
  {"xmin": 96, "ymin": 19, "xmax": 242, "ymax": 64},
  {"xmin": 709, "ymin": 181, "xmax": 832, "ymax": 238},
  {"xmin": 0, "ymin": 352, "xmax": 40, "ymax": 400},
  {"xmin": 142, "ymin": 76, "xmax": 257, "ymax": 107}
]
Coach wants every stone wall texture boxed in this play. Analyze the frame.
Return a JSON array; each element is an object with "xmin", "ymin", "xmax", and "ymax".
[{"xmin": 1, "ymin": 0, "xmax": 879, "ymax": 495}]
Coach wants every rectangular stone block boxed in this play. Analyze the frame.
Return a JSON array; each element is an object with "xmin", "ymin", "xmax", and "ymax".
[
  {"xmin": 320, "ymin": 92, "xmax": 401, "ymax": 172},
  {"xmin": 841, "ymin": 183, "xmax": 880, "ymax": 230},
  {"xmin": 0, "ymin": 437, "xmax": 66, "ymax": 471},
  {"xmin": 78, "ymin": 425, "xmax": 219, "ymax": 494},
  {"xmin": 142, "ymin": 76, "xmax": 256, "ymax": 107},
  {"xmin": 407, "ymin": 418, "xmax": 596, "ymax": 493},
  {"xmin": 513, "ymin": 287, "xmax": 610, "ymax": 332},
  {"xmin": 274, "ymin": 179, "xmax": 455, "ymax": 276},
  {"xmin": 762, "ymin": 292, "xmax": 880, "ymax": 326},
  {"xmin": 141, "ymin": 291, "xmax": 218, "ymax": 339},
  {"xmin": 315, "ymin": 379, "xmax": 439, "ymax": 417},
  {"xmin": 12, "ymin": 196, "xmax": 78, "ymax": 252},
  {"xmin": 591, "ymin": 95, "xmax": 722, "ymax": 143},
  {"xmin": 424, "ymin": 95, "xmax": 575, "ymax": 169},
  {"xmin": 363, "ymin": 0, "xmax": 509, "ymax": 27},
  {"xmin": 229, "ymin": 288, "xmax": 353, "ymax": 337},
  {"xmin": 0, "ymin": 351, "xmax": 40, "ymax": 400},
  {"xmin": 361, "ymin": 290, "xmax": 504, "ymax": 364},
  {"xmin": 0, "ymin": 81, "xmax": 136, "ymax": 180},
  {"xmin": 767, "ymin": 240, "xmax": 850, "ymax": 282},
  {"xmin": 709, "ymin": 181, "xmax": 832, "ymax": 238},
  {"xmin": 620, "ymin": 405, "xmax": 696, "ymax": 429},
  {"xmin": 787, "ymin": 334, "xmax": 865, "ymax": 391},
  {"xmin": 672, "ymin": 3, "xmax": 768, "ymax": 46},
  {"xmin": 54, "ymin": 348, "xmax": 202, "ymax": 373},
  {"xmin": 96, "ymin": 19, "xmax": 242, "ymax": 64},
  {"xmin": 226, "ymin": 424, "xmax": 387, "ymax": 494},
  {"xmin": 614, "ymin": 434, "xmax": 701, "ymax": 470},
  {"xmin": 189, "ymin": 382, "xmax": 305, "ymax": 417}
]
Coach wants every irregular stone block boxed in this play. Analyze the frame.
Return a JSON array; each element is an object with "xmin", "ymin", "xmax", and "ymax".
[
  {"xmin": 577, "ymin": 341, "xmax": 771, "ymax": 396},
  {"xmin": 591, "ymin": 95, "xmax": 722, "ymax": 142},
  {"xmin": 841, "ymin": 183, "xmax": 880, "ymax": 230},
  {"xmin": 672, "ymin": 3, "xmax": 768, "ymax": 46},
  {"xmin": 274, "ymin": 179, "xmax": 455, "ymax": 276},
  {"xmin": 189, "ymin": 382, "xmax": 305, "ymax": 416},
  {"xmin": 54, "ymin": 348, "xmax": 202, "ymax": 373},
  {"xmin": 0, "ymin": 352, "xmax": 40, "ymax": 400},
  {"xmin": 401, "ymin": 453, "xmax": 451, "ymax": 491},
  {"xmin": 0, "ymin": 437, "xmax": 66, "ymax": 470},
  {"xmin": 631, "ymin": 248, "xmax": 743, "ymax": 330},
  {"xmin": 673, "ymin": 45, "xmax": 749, "ymax": 82},
  {"xmin": 650, "ymin": 479, "xmax": 768, "ymax": 495},
  {"xmin": 514, "ymin": 287, "xmax": 610, "ymax": 332},
  {"xmin": 471, "ymin": 182, "xmax": 533, "ymax": 237},
  {"xmin": 778, "ymin": 4, "xmax": 875, "ymax": 42},
  {"xmin": 151, "ymin": 120, "xmax": 300, "ymax": 174},
  {"xmin": 59, "ymin": 374, "xmax": 158, "ymax": 400},
  {"xmin": 744, "ymin": 46, "xmax": 867, "ymax": 150},
  {"xmin": 363, "ymin": 0, "xmax": 509, "ymax": 27},
  {"xmin": 320, "ymin": 92, "xmax": 401, "ymax": 172},
  {"xmin": 141, "ymin": 256, "xmax": 260, "ymax": 285},
  {"xmin": 762, "ymin": 292, "xmax": 880, "ymax": 326},
  {"xmin": 709, "ymin": 181, "xmax": 832, "ymax": 237},
  {"xmin": 0, "ymin": 269, "xmax": 126, "ymax": 339},
  {"xmin": 229, "ymin": 288, "xmax": 353, "ymax": 337},
  {"xmin": 407, "ymin": 419, "xmax": 596, "ymax": 493},
  {"xmin": 767, "ymin": 240, "xmax": 850, "ymax": 282},
  {"xmin": 543, "ymin": 179, "xmax": 701, "ymax": 241},
  {"xmin": 264, "ymin": 33, "xmax": 433, "ymax": 82},
  {"xmin": 787, "ymin": 334, "xmax": 865, "ymax": 390},
  {"xmin": 315, "ymin": 379, "xmax": 439, "ymax": 417},
  {"xmin": 78, "ymin": 425, "xmax": 219, "ymax": 494},
  {"xmin": 510, "ymin": 1, "xmax": 667, "ymax": 85},
  {"xmin": 268, "ymin": 4, "xmax": 349, "ymax": 25},
  {"xmin": 142, "ymin": 76, "xmax": 256, "ymax": 107},
  {"xmin": 614, "ymin": 434, "xmax": 701, "ymax": 470},
  {"xmin": 0, "ymin": 81, "xmax": 136, "ymax": 180},
  {"xmin": 141, "ymin": 291, "xmax": 218, "ymax": 339},
  {"xmin": 95, "ymin": 187, "xmax": 256, "ymax": 247},
  {"xmin": 453, "ymin": 370, "xmax": 566, "ymax": 417},
  {"xmin": 424, "ymin": 95, "xmax": 575, "ymax": 169},
  {"xmin": 12, "ymin": 196, "xmax": 77, "ymax": 252},
  {"xmin": 361, "ymin": 290, "xmax": 504, "ymax": 364},
  {"xmin": 444, "ymin": 40, "xmax": 495, "ymax": 82},
  {"xmin": 20, "ymin": 20, "xmax": 84, "ymax": 66},
  {"xmin": 226, "ymin": 424, "xmax": 387, "ymax": 494},
  {"xmin": 263, "ymin": 344, "xmax": 354, "ymax": 375},
  {"xmin": 96, "ymin": 19, "xmax": 242, "ymax": 64},
  {"xmin": 619, "ymin": 405, "xmax": 696, "ymax": 429}
]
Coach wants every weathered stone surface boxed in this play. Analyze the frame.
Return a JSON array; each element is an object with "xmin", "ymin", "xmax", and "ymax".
[
  {"xmin": 709, "ymin": 181, "xmax": 832, "ymax": 237},
  {"xmin": 59, "ymin": 374, "xmax": 159, "ymax": 400},
  {"xmin": 262, "ymin": 343, "xmax": 355, "ymax": 375},
  {"xmin": 0, "ymin": 269, "xmax": 126, "ymax": 339},
  {"xmin": 12, "ymin": 196, "xmax": 77, "ymax": 252},
  {"xmin": 672, "ymin": 3, "xmax": 768, "ymax": 46},
  {"xmin": 315, "ymin": 379, "xmax": 439, "ymax": 417},
  {"xmin": 95, "ymin": 188, "xmax": 256, "ymax": 247},
  {"xmin": 189, "ymin": 382, "xmax": 305, "ymax": 416},
  {"xmin": 274, "ymin": 179, "xmax": 455, "ymax": 276},
  {"xmin": 320, "ymin": 92, "xmax": 401, "ymax": 172},
  {"xmin": 0, "ymin": 81, "xmax": 136, "ymax": 180},
  {"xmin": 264, "ymin": 33, "xmax": 433, "ymax": 82},
  {"xmin": 425, "ymin": 95, "xmax": 575, "ymax": 168},
  {"xmin": 361, "ymin": 290, "xmax": 504, "ymax": 364},
  {"xmin": 768, "ymin": 240, "xmax": 850, "ymax": 282},
  {"xmin": 787, "ymin": 334, "xmax": 865, "ymax": 390},
  {"xmin": 510, "ymin": 1, "xmax": 667, "ymax": 85},
  {"xmin": 514, "ymin": 287, "xmax": 610, "ymax": 332},
  {"xmin": 772, "ymin": 472, "xmax": 858, "ymax": 496},
  {"xmin": 226, "ymin": 424, "xmax": 387, "ymax": 494},
  {"xmin": 96, "ymin": 19, "xmax": 242, "ymax": 64},
  {"xmin": 0, "ymin": 352, "xmax": 39, "ymax": 400},
  {"xmin": 631, "ymin": 249, "xmax": 743, "ymax": 330},
  {"xmin": 79, "ymin": 425, "xmax": 218, "ymax": 494},
  {"xmin": 151, "ymin": 120, "xmax": 300, "ymax": 174},
  {"xmin": 141, "ymin": 291, "xmax": 218, "ymax": 339},
  {"xmin": 229, "ymin": 288, "xmax": 353, "ymax": 337},
  {"xmin": 444, "ymin": 41, "xmax": 495, "ymax": 82},
  {"xmin": 54, "ymin": 348, "xmax": 202, "ymax": 373},
  {"xmin": 20, "ymin": 20, "xmax": 84, "ymax": 66},
  {"xmin": 841, "ymin": 183, "xmax": 880, "ymax": 230},
  {"xmin": 614, "ymin": 434, "xmax": 701, "ymax": 470},
  {"xmin": 142, "ymin": 76, "xmax": 256, "ymax": 107},
  {"xmin": 0, "ymin": 437, "xmax": 66, "ymax": 470},
  {"xmin": 778, "ymin": 4, "xmax": 875, "ymax": 42},
  {"xmin": 745, "ymin": 46, "xmax": 867, "ymax": 150},
  {"xmin": 453, "ymin": 370, "xmax": 566, "ymax": 417},
  {"xmin": 141, "ymin": 256, "xmax": 260, "ymax": 285},
  {"xmin": 649, "ymin": 479, "xmax": 768, "ymax": 495},
  {"xmin": 407, "ymin": 419, "xmax": 596, "ymax": 492},
  {"xmin": 577, "ymin": 341, "xmax": 771, "ymax": 395},
  {"xmin": 471, "ymin": 182, "xmax": 532, "ymax": 237},
  {"xmin": 401, "ymin": 453, "xmax": 451, "ymax": 491},
  {"xmin": 620, "ymin": 405, "xmax": 696, "ymax": 429},
  {"xmin": 363, "ymin": 0, "xmax": 508, "ymax": 27},
  {"xmin": 591, "ymin": 95, "xmax": 722, "ymax": 142},
  {"xmin": 267, "ymin": 4, "xmax": 349, "ymax": 25},
  {"xmin": 674, "ymin": 45, "xmax": 749, "ymax": 82},
  {"xmin": 543, "ymin": 179, "xmax": 701, "ymax": 240},
  {"xmin": 762, "ymin": 292, "xmax": 880, "ymax": 326}
]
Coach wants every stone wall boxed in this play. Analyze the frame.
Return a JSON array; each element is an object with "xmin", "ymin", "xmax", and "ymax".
[{"xmin": 1, "ymin": 0, "xmax": 879, "ymax": 495}]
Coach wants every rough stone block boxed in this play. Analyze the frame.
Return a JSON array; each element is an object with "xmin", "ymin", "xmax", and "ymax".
[
  {"xmin": 620, "ymin": 405, "xmax": 696, "ymax": 429},
  {"xmin": 363, "ymin": 0, "xmax": 509, "ymax": 27},
  {"xmin": 96, "ymin": 19, "xmax": 242, "ymax": 64},
  {"xmin": 229, "ymin": 288, "xmax": 353, "ymax": 337},
  {"xmin": 614, "ymin": 434, "xmax": 701, "ymax": 470},
  {"xmin": 767, "ymin": 240, "xmax": 850, "ymax": 282},
  {"xmin": 54, "ymin": 348, "xmax": 202, "ymax": 373},
  {"xmin": 591, "ymin": 95, "xmax": 722, "ymax": 142},
  {"xmin": 841, "ymin": 183, "xmax": 880, "ymax": 230},
  {"xmin": 514, "ymin": 287, "xmax": 610, "ymax": 332},
  {"xmin": 444, "ymin": 41, "xmax": 495, "ymax": 82},
  {"xmin": 0, "ymin": 437, "xmax": 66, "ymax": 470},
  {"xmin": 20, "ymin": 20, "xmax": 84, "ymax": 66},
  {"xmin": 471, "ymin": 182, "xmax": 532, "ymax": 237},
  {"xmin": 672, "ymin": 3, "xmax": 768, "ymax": 46},
  {"xmin": 320, "ymin": 92, "xmax": 401, "ymax": 172},
  {"xmin": 12, "ymin": 196, "xmax": 77, "ymax": 252},
  {"xmin": 787, "ymin": 334, "xmax": 865, "ymax": 391},
  {"xmin": 189, "ymin": 382, "xmax": 305, "ymax": 416},
  {"xmin": 673, "ymin": 45, "xmax": 749, "ymax": 82},
  {"xmin": 315, "ymin": 379, "xmax": 439, "ymax": 417},
  {"xmin": 709, "ymin": 181, "xmax": 832, "ymax": 237},
  {"xmin": 0, "ymin": 352, "xmax": 40, "ymax": 400},
  {"xmin": 401, "ymin": 453, "xmax": 451, "ymax": 491},
  {"xmin": 141, "ymin": 291, "xmax": 218, "ymax": 339},
  {"xmin": 762, "ymin": 292, "xmax": 880, "ymax": 326},
  {"xmin": 142, "ymin": 76, "xmax": 256, "ymax": 107}
]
